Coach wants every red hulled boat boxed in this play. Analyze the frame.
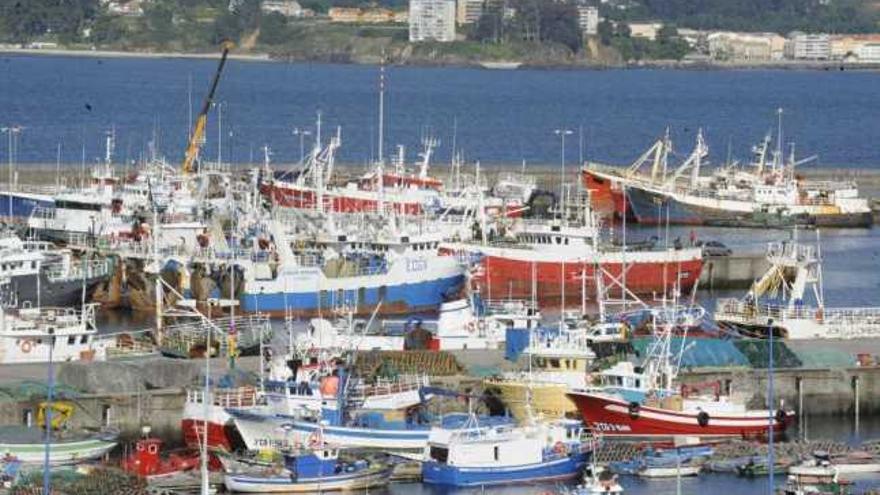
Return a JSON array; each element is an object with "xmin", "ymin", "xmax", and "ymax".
[
  {"xmin": 441, "ymin": 206, "xmax": 703, "ymax": 306},
  {"xmin": 565, "ymin": 391, "xmax": 794, "ymax": 438}
]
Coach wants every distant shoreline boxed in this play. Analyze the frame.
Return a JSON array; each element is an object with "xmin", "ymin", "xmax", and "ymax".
[
  {"xmin": 0, "ymin": 46, "xmax": 273, "ymax": 63},
  {"xmin": 3, "ymin": 46, "xmax": 880, "ymax": 71}
]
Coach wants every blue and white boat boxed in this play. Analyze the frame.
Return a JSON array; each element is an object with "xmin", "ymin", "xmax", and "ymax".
[
  {"xmin": 0, "ymin": 191, "xmax": 54, "ymax": 222},
  {"xmin": 421, "ymin": 416, "xmax": 591, "ymax": 487},
  {"xmin": 222, "ymin": 446, "xmax": 392, "ymax": 493},
  {"xmin": 228, "ymin": 364, "xmax": 437, "ymax": 452},
  {"xmin": 239, "ymin": 223, "xmax": 464, "ymax": 317}
]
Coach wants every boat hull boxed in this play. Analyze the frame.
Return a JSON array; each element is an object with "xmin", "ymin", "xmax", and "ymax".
[
  {"xmin": 241, "ymin": 271, "xmax": 464, "ymax": 317},
  {"xmin": 0, "ymin": 192, "xmax": 54, "ymax": 222},
  {"xmin": 6, "ymin": 271, "xmax": 107, "ymax": 308},
  {"xmin": 0, "ymin": 435, "xmax": 117, "ymax": 465},
  {"xmin": 566, "ymin": 391, "xmax": 793, "ymax": 439},
  {"xmin": 229, "ymin": 410, "xmax": 430, "ymax": 451},
  {"xmin": 625, "ymin": 185, "xmax": 872, "ymax": 228},
  {"xmin": 224, "ymin": 467, "xmax": 392, "ymax": 493},
  {"xmin": 485, "ymin": 380, "xmax": 577, "ymax": 421},
  {"xmin": 422, "ymin": 453, "xmax": 589, "ymax": 487},
  {"xmin": 477, "ymin": 253, "xmax": 703, "ymax": 305}
]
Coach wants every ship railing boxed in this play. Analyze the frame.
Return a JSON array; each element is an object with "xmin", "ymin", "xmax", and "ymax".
[
  {"xmin": 767, "ymin": 241, "xmax": 815, "ymax": 263},
  {"xmin": 186, "ymin": 386, "xmax": 260, "ymax": 408},
  {"xmin": 353, "ymin": 374, "xmax": 429, "ymax": 399},
  {"xmin": 717, "ymin": 299, "xmax": 880, "ymax": 326},
  {"xmin": 44, "ymin": 258, "xmax": 113, "ymax": 282},
  {"xmin": 483, "ymin": 298, "xmax": 538, "ymax": 317}
]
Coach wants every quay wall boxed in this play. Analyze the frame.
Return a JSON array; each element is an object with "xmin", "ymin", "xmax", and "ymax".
[{"xmin": 699, "ymin": 254, "xmax": 769, "ymax": 290}]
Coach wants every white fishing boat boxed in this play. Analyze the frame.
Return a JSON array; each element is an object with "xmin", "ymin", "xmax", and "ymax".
[
  {"xmin": 716, "ymin": 236, "xmax": 880, "ymax": 339},
  {"xmin": 421, "ymin": 415, "xmax": 591, "ymax": 487},
  {"xmin": 0, "ymin": 426, "xmax": 118, "ymax": 465},
  {"xmin": 0, "ymin": 304, "xmax": 113, "ymax": 364},
  {"xmin": 637, "ymin": 465, "xmax": 701, "ymax": 478},
  {"xmin": 583, "ymin": 120, "xmax": 872, "ymax": 228},
  {"xmin": 221, "ymin": 446, "xmax": 392, "ymax": 493},
  {"xmin": 789, "ymin": 451, "xmax": 880, "ymax": 476},
  {"xmin": 0, "ymin": 234, "xmax": 111, "ymax": 308}
]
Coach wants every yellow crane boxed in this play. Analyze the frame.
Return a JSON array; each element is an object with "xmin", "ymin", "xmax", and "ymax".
[
  {"xmin": 37, "ymin": 401, "xmax": 75, "ymax": 430},
  {"xmin": 182, "ymin": 40, "xmax": 235, "ymax": 175}
]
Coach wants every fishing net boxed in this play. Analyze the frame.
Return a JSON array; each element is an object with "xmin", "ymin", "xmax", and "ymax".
[{"xmin": 733, "ymin": 339, "xmax": 802, "ymax": 369}]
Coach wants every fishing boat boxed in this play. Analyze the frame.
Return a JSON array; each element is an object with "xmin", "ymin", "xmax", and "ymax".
[
  {"xmin": 716, "ymin": 237, "xmax": 880, "ymax": 339},
  {"xmin": 488, "ymin": 324, "xmax": 600, "ymax": 420},
  {"xmin": 0, "ymin": 234, "xmax": 111, "ymax": 308},
  {"xmin": 421, "ymin": 415, "xmax": 591, "ymax": 487},
  {"xmin": 266, "ymin": 132, "xmax": 445, "ymax": 216},
  {"xmin": 567, "ymin": 317, "xmax": 795, "ymax": 439},
  {"xmin": 575, "ymin": 436, "xmax": 624, "ymax": 494},
  {"xmin": 221, "ymin": 446, "xmax": 392, "ymax": 493},
  {"xmin": 120, "ymin": 430, "xmax": 201, "ymax": 480},
  {"xmin": 0, "ymin": 426, "xmax": 117, "ymax": 465},
  {"xmin": 573, "ymin": 468, "xmax": 624, "ymax": 493},
  {"xmin": 0, "ymin": 303, "xmax": 113, "ymax": 364},
  {"xmin": 441, "ymin": 191, "xmax": 703, "ymax": 307},
  {"xmin": 582, "ymin": 123, "xmax": 872, "ymax": 228},
  {"xmin": 789, "ymin": 451, "xmax": 880, "ymax": 476},
  {"xmin": 781, "ymin": 471, "xmax": 852, "ymax": 495},
  {"xmin": 238, "ymin": 221, "xmax": 464, "ymax": 317},
  {"xmin": 637, "ymin": 464, "xmax": 701, "ymax": 478}
]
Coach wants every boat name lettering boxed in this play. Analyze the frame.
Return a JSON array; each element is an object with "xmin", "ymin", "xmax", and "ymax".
[
  {"xmin": 591, "ymin": 422, "xmax": 632, "ymax": 432},
  {"xmin": 407, "ymin": 258, "xmax": 428, "ymax": 272}
]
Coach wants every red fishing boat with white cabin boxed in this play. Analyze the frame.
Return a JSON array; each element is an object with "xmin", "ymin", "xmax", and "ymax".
[{"xmin": 441, "ymin": 195, "xmax": 703, "ymax": 306}]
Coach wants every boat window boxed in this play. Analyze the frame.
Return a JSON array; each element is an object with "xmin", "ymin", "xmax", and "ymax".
[
  {"xmin": 81, "ymin": 335, "xmax": 88, "ymax": 344},
  {"xmin": 550, "ymin": 359, "xmax": 560, "ymax": 368},
  {"xmin": 429, "ymin": 446, "xmax": 449, "ymax": 463},
  {"xmin": 494, "ymin": 446, "xmax": 499, "ymax": 461},
  {"xmin": 556, "ymin": 237, "xmax": 561, "ymax": 244},
  {"xmin": 635, "ymin": 379, "xmax": 641, "ymax": 388},
  {"xmin": 68, "ymin": 335, "xmax": 76, "ymax": 345}
]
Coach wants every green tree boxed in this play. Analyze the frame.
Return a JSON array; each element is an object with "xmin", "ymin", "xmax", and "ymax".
[
  {"xmin": 538, "ymin": 1, "xmax": 581, "ymax": 52},
  {"xmin": 90, "ymin": 13, "xmax": 128, "ymax": 45},
  {"xmin": 143, "ymin": 1, "xmax": 175, "ymax": 44},
  {"xmin": 597, "ymin": 19, "xmax": 614, "ymax": 45},
  {"xmin": 259, "ymin": 12, "xmax": 289, "ymax": 44}
]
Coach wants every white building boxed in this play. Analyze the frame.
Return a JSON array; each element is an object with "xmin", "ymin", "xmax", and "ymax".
[
  {"xmin": 409, "ymin": 0, "xmax": 456, "ymax": 42},
  {"xmin": 456, "ymin": 0, "xmax": 483, "ymax": 25},
  {"xmin": 707, "ymin": 32, "xmax": 786, "ymax": 61},
  {"xmin": 576, "ymin": 6, "xmax": 599, "ymax": 35},
  {"xmin": 855, "ymin": 43, "xmax": 880, "ymax": 63},
  {"xmin": 785, "ymin": 32, "xmax": 831, "ymax": 60},
  {"xmin": 262, "ymin": 0, "xmax": 304, "ymax": 17}
]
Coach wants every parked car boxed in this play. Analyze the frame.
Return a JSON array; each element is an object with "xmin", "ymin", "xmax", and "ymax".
[{"xmin": 695, "ymin": 240, "xmax": 733, "ymax": 257}]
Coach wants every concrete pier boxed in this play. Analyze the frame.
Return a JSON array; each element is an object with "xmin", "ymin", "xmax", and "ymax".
[{"xmin": 699, "ymin": 254, "xmax": 769, "ymax": 290}]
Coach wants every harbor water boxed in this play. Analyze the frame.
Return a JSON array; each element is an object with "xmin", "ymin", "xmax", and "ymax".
[{"xmin": 0, "ymin": 56, "xmax": 879, "ymax": 168}]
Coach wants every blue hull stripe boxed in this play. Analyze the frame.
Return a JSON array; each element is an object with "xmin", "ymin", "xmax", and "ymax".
[
  {"xmin": 423, "ymin": 453, "xmax": 589, "ymax": 487},
  {"xmin": 240, "ymin": 274, "xmax": 463, "ymax": 313}
]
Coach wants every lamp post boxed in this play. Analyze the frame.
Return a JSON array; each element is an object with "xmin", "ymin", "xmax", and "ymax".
[
  {"xmin": 2, "ymin": 125, "xmax": 23, "ymax": 218},
  {"xmin": 43, "ymin": 327, "xmax": 56, "ymax": 495},
  {"xmin": 293, "ymin": 127, "xmax": 312, "ymax": 163},
  {"xmin": 768, "ymin": 317, "xmax": 775, "ymax": 495},
  {"xmin": 554, "ymin": 129, "xmax": 573, "ymax": 218}
]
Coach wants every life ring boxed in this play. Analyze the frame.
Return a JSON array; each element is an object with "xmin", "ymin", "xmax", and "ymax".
[
  {"xmin": 697, "ymin": 411, "xmax": 710, "ymax": 427},
  {"xmin": 20, "ymin": 340, "xmax": 32, "ymax": 354},
  {"xmin": 466, "ymin": 321, "xmax": 476, "ymax": 333},
  {"xmin": 627, "ymin": 402, "xmax": 640, "ymax": 419}
]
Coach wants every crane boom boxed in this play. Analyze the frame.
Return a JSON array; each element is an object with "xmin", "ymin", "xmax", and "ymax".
[{"xmin": 182, "ymin": 41, "xmax": 234, "ymax": 175}]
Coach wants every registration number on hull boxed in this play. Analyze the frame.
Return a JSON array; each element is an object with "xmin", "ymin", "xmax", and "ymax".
[{"xmin": 590, "ymin": 422, "xmax": 633, "ymax": 433}]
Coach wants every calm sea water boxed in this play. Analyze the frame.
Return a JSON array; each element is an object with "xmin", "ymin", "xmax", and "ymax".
[{"xmin": 0, "ymin": 55, "xmax": 879, "ymax": 168}]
